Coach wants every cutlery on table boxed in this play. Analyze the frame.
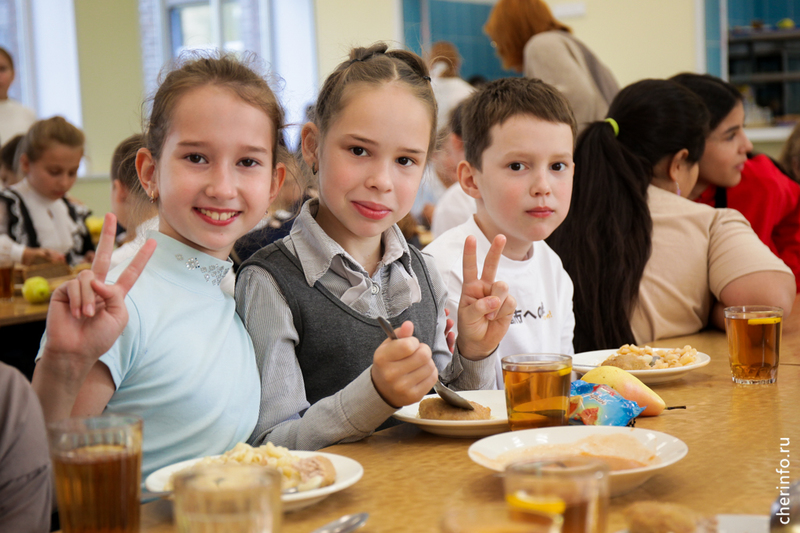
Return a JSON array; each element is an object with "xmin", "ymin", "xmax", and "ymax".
[{"xmin": 310, "ymin": 512, "xmax": 369, "ymax": 533}]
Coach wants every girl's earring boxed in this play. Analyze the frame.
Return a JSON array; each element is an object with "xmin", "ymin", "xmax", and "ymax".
[
  {"xmin": 150, "ymin": 191, "xmax": 158, "ymax": 204},
  {"xmin": 311, "ymin": 163, "xmax": 317, "ymax": 175}
]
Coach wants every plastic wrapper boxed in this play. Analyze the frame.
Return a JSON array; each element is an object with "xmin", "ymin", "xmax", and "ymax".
[{"xmin": 568, "ymin": 380, "xmax": 644, "ymax": 426}]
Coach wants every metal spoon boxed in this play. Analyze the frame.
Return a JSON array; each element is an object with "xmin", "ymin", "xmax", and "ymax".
[
  {"xmin": 310, "ymin": 512, "xmax": 369, "ymax": 533},
  {"xmin": 376, "ymin": 316, "xmax": 474, "ymax": 410}
]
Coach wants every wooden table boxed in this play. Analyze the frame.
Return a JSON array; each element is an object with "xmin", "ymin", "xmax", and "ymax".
[
  {"xmin": 137, "ymin": 329, "xmax": 800, "ymax": 532},
  {"xmin": 0, "ymin": 296, "xmax": 48, "ymax": 327}
]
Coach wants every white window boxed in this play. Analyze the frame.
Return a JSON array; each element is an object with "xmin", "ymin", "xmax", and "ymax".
[{"xmin": 139, "ymin": 0, "xmax": 318, "ymax": 147}]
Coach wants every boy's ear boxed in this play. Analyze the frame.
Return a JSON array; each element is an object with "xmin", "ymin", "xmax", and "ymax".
[
  {"xmin": 300, "ymin": 122, "xmax": 319, "ymax": 171},
  {"xmin": 458, "ymin": 160, "xmax": 482, "ymax": 200},
  {"xmin": 668, "ymin": 148, "xmax": 691, "ymax": 181},
  {"xmin": 135, "ymin": 147, "xmax": 157, "ymax": 198}
]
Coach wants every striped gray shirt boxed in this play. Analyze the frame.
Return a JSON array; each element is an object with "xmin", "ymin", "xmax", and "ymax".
[{"xmin": 237, "ymin": 200, "xmax": 495, "ymax": 450}]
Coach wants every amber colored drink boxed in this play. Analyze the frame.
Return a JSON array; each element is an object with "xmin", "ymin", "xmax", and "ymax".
[
  {"xmin": 53, "ymin": 444, "xmax": 141, "ymax": 533},
  {"xmin": 502, "ymin": 355, "xmax": 571, "ymax": 431},
  {"xmin": 724, "ymin": 306, "xmax": 782, "ymax": 384},
  {"xmin": 48, "ymin": 415, "xmax": 142, "ymax": 533},
  {"xmin": 0, "ymin": 263, "xmax": 13, "ymax": 300},
  {"xmin": 504, "ymin": 458, "xmax": 609, "ymax": 533}
]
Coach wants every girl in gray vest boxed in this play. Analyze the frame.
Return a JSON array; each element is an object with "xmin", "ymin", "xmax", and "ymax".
[{"xmin": 236, "ymin": 43, "xmax": 516, "ymax": 451}]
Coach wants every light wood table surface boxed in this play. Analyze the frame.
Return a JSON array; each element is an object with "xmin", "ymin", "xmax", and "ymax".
[
  {"xmin": 0, "ymin": 296, "xmax": 48, "ymax": 327},
  {"xmin": 137, "ymin": 328, "xmax": 800, "ymax": 532}
]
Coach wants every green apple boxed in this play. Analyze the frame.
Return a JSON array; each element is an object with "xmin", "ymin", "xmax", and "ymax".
[{"xmin": 23, "ymin": 276, "xmax": 51, "ymax": 304}]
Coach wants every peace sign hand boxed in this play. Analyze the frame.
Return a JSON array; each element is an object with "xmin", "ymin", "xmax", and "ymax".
[
  {"xmin": 42, "ymin": 213, "xmax": 156, "ymax": 366},
  {"xmin": 456, "ymin": 234, "xmax": 516, "ymax": 360}
]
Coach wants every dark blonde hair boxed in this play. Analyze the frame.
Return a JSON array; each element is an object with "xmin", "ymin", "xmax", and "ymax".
[
  {"xmin": 110, "ymin": 133, "xmax": 146, "ymax": 197},
  {"xmin": 144, "ymin": 52, "xmax": 287, "ymax": 169},
  {"xmin": 484, "ymin": 0, "xmax": 571, "ymax": 70},
  {"xmin": 428, "ymin": 41, "xmax": 460, "ymax": 78},
  {"xmin": 461, "ymin": 77, "xmax": 576, "ymax": 170},
  {"xmin": 21, "ymin": 116, "xmax": 84, "ymax": 163},
  {"xmin": 313, "ymin": 42, "xmax": 437, "ymax": 157}
]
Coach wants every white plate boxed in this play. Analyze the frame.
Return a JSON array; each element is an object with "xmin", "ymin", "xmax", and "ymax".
[
  {"xmin": 392, "ymin": 390, "xmax": 510, "ymax": 438},
  {"xmin": 144, "ymin": 451, "xmax": 363, "ymax": 512},
  {"xmin": 468, "ymin": 425, "xmax": 687, "ymax": 497},
  {"xmin": 571, "ymin": 349, "xmax": 711, "ymax": 384},
  {"xmin": 617, "ymin": 514, "xmax": 768, "ymax": 533}
]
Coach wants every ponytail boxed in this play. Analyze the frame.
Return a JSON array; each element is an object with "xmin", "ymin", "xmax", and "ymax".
[{"xmin": 547, "ymin": 79, "xmax": 708, "ymax": 351}]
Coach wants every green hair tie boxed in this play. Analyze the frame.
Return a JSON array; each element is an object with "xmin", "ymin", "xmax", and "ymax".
[{"xmin": 604, "ymin": 118, "xmax": 619, "ymax": 137}]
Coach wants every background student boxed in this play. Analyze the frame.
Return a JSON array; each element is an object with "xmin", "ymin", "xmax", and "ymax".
[
  {"xmin": 0, "ymin": 47, "xmax": 36, "ymax": 144},
  {"xmin": 547, "ymin": 79, "xmax": 794, "ymax": 352},
  {"xmin": 107, "ymin": 133, "xmax": 158, "ymax": 270},
  {"xmin": 0, "ymin": 117, "xmax": 91, "ymax": 266},
  {"xmin": 237, "ymin": 43, "xmax": 515, "ymax": 451},
  {"xmin": 426, "ymin": 77, "xmax": 576, "ymax": 388},
  {"xmin": 0, "ymin": 134, "xmax": 23, "ymax": 187}
]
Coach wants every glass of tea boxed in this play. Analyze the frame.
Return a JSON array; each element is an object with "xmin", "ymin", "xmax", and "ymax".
[
  {"xmin": 501, "ymin": 354, "xmax": 572, "ymax": 430},
  {"xmin": 503, "ymin": 457, "xmax": 609, "ymax": 533},
  {"xmin": 724, "ymin": 305, "xmax": 783, "ymax": 384},
  {"xmin": 47, "ymin": 414, "xmax": 143, "ymax": 533},
  {"xmin": 173, "ymin": 464, "xmax": 282, "ymax": 533},
  {"xmin": 441, "ymin": 502, "xmax": 562, "ymax": 533},
  {"xmin": 0, "ymin": 259, "xmax": 14, "ymax": 300}
]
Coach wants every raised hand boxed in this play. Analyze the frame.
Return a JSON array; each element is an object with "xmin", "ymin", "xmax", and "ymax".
[
  {"xmin": 371, "ymin": 321, "xmax": 438, "ymax": 408},
  {"xmin": 456, "ymin": 235, "xmax": 516, "ymax": 359},
  {"xmin": 39, "ymin": 213, "xmax": 155, "ymax": 373}
]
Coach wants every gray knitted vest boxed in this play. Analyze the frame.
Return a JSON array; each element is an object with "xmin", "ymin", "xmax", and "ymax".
[{"xmin": 241, "ymin": 240, "xmax": 438, "ymax": 407}]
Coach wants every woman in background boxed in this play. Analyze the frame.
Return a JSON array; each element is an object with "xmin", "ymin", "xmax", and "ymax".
[
  {"xmin": 0, "ymin": 47, "xmax": 36, "ymax": 144},
  {"xmin": 484, "ymin": 0, "xmax": 617, "ymax": 132}
]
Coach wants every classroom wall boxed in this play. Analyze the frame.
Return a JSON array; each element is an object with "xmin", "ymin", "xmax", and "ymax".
[
  {"xmin": 73, "ymin": 0, "xmax": 145, "ymax": 215},
  {"xmin": 313, "ymin": 0, "xmax": 402, "ymax": 81},
  {"xmin": 548, "ymin": 0, "xmax": 700, "ymax": 87}
]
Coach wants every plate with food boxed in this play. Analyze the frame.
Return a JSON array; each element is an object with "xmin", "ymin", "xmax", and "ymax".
[
  {"xmin": 144, "ymin": 443, "xmax": 363, "ymax": 512},
  {"xmin": 572, "ymin": 345, "xmax": 711, "ymax": 384},
  {"xmin": 468, "ymin": 425, "xmax": 687, "ymax": 497},
  {"xmin": 392, "ymin": 390, "xmax": 510, "ymax": 438}
]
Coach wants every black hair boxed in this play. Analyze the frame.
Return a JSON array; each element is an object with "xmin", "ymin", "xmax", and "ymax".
[
  {"xmin": 670, "ymin": 73, "xmax": 743, "ymax": 131},
  {"xmin": 546, "ymin": 79, "xmax": 709, "ymax": 352}
]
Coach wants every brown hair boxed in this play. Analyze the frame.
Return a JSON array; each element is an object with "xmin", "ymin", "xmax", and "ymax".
[
  {"xmin": 313, "ymin": 42, "xmax": 437, "ymax": 157},
  {"xmin": 144, "ymin": 52, "xmax": 287, "ymax": 169},
  {"xmin": 484, "ymin": 0, "xmax": 571, "ymax": 70},
  {"xmin": 0, "ymin": 47, "xmax": 13, "ymax": 70},
  {"xmin": 780, "ymin": 121, "xmax": 800, "ymax": 182},
  {"xmin": 0, "ymin": 134, "xmax": 23, "ymax": 171},
  {"xmin": 461, "ymin": 77, "xmax": 576, "ymax": 170},
  {"xmin": 20, "ymin": 116, "xmax": 84, "ymax": 163},
  {"xmin": 428, "ymin": 41, "xmax": 460, "ymax": 78},
  {"xmin": 110, "ymin": 133, "xmax": 146, "ymax": 196}
]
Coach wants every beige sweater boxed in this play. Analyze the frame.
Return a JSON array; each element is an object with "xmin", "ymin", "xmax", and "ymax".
[{"xmin": 523, "ymin": 31, "xmax": 618, "ymax": 132}]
